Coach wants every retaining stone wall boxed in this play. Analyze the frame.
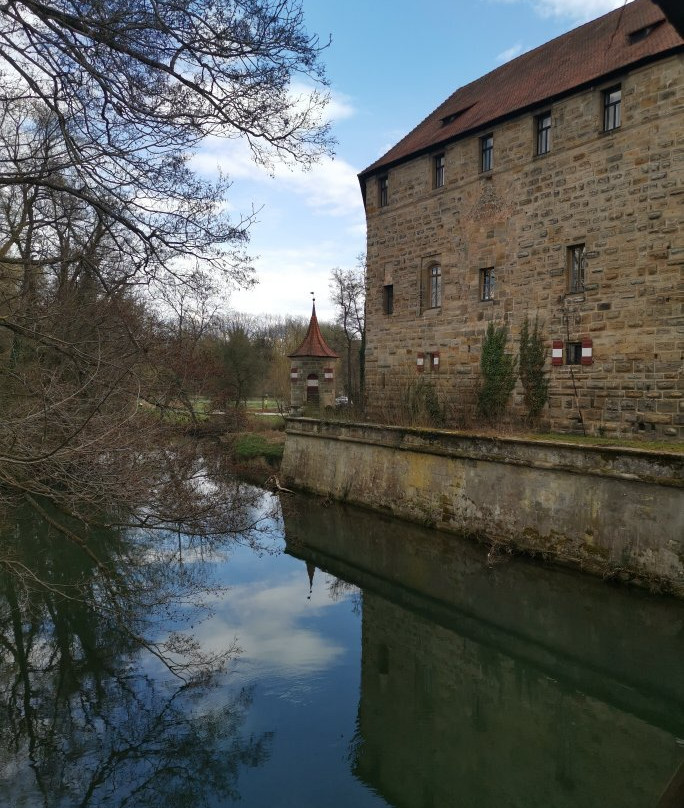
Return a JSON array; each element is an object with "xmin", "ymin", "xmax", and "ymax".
[{"xmin": 282, "ymin": 418, "xmax": 684, "ymax": 594}]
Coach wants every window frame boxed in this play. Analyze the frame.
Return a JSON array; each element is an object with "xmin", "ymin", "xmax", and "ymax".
[
  {"xmin": 382, "ymin": 283, "xmax": 394, "ymax": 315},
  {"xmin": 480, "ymin": 133, "xmax": 493, "ymax": 173},
  {"xmin": 378, "ymin": 174, "xmax": 388, "ymax": 207},
  {"xmin": 536, "ymin": 111, "xmax": 551, "ymax": 156},
  {"xmin": 603, "ymin": 85, "xmax": 621, "ymax": 132},
  {"xmin": 428, "ymin": 264, "xmax": 442, "ymax": 309},
  {"xmin": 567, "ymin": 244, "xmax": 586, "ymax": 294},
  {"xmin": 565, "ymin": 342, "xmax": 583, "ymax": 366},
  {"xmin": 480, "ymin": 267, "xmax": 495, "ymax": 301},
  {"xmin": 433, "ymin": 152, "xmax": 445, "ymax": 188}
]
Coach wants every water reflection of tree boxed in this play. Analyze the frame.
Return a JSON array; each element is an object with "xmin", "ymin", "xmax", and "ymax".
[
  {"xmin": 0, "ymin": 504, "xmax": 274, "ymax": 807},
  {"xmin": 327, "ymin": 576, "xmax": 361, "ymax": 615}
]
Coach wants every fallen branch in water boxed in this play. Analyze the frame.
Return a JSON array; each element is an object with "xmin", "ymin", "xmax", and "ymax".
[{"xmin": 267, "ymin": 475, "xmax": 295, "ymax": 494}]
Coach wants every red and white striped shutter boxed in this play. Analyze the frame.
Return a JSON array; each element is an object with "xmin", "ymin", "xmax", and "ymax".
[
  {"xmin": 416, "ymin": 353, "xmax": 425, "ymax": 373},
  {"xmin": 581, "ymin": 337, "xmax": 593, "ymax": 365},
  {"xmin": 551, "ymin": 340, "xmax": 563, "ymax": 366},
  {"xmin": 290, "ymin": 366, "xmax": 299, "ymax": 380},
  {"xmin": 431, "ymin": 351, "xmax": 440, "ymax": 372}
]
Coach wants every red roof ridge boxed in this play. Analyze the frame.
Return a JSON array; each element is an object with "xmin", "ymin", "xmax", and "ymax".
[{"xmin": 288, "ymin": 303, "xmax": 339, "ymax": 359}]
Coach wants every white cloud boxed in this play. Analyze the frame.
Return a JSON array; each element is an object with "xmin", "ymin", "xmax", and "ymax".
[
  {"xmin": 188, "ymin": 135, "xmax": 366, "ymax": 320},
  {"xmin": 277, "ymin": 156, "xmax": 363, "ymax": 218},
  {"xmin": 289, "ymin": 81, "xmax": 356, "ymax": 123},
  {"xmin": 190, "ymin": 136, "xmax": 259, "ymax": 181},
  {"xmin": 187, "ymin": 87, "xmax": 364, "ymax": 319},
  {"xmin": 196, "ymin": 572, "xmax": 348, "ymax": 678},
  {"xmin": 517, "ymin": 0, "xmax": 629, "ymax": 21},
  {"xmin": 496, "ymin": 42, "xmax": 524, "ymax": 62},
  {"xmin": 326, "ymin": 92, "xmax": 356, "ymax": 122},
  {"xmin": 191, "ymin": 85, "xmax": 357, "ymax": 180},
  {"xmin": 192, "ymin": 138, "xmax": 363, "ymax": 220},
  {"xmin": 229, "ymin": 241, "xmax": 359, "ymax": 322}
]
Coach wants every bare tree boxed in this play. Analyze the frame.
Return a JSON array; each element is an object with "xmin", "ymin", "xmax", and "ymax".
[
  {"xmin": 0, "ymin": 0, "xmax": 332, "ymax": 270},
  {"xmin": 329, "ymin": 256, "xmax": 365, "ymax": 404},
  {"xmin": 0, "ymin": 501, "xmax": 275, "ymax": 806},
  {"xmin": 0, "ymin": 1, "xmax": 333, "ymax": 533}
]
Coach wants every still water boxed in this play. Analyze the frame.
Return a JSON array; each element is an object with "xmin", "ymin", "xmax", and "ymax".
[{"xmin": 1, "ymin": 489, "xmax": 683, "ymax": 807}]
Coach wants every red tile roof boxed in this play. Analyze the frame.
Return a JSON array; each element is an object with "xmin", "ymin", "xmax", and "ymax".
[
  {"xmin": 288, "ymin": 303, "xmax": 339, "ymax": 359},
  {"xmin": 360, "ymin": 0, "xmax": 683, "ymax": 179}
]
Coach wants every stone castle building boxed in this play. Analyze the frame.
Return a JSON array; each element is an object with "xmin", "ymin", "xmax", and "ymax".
[{"xmin": 359, "ymin": 0, "xmax": 683, "ymax": 437}]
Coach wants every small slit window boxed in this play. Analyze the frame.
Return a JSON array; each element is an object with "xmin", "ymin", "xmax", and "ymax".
[
  {"xmin": 480, "ymin": 267, "xmax": 495, "ymax": 301},
  {"xmin": 434, "ymin": 153, "xmax": 445, "ymax": 188},
  {"xmin": 379, "ymin": 174, "xmax": 388, "ymax": 207},
  {"xmin": 480, "ymin": 133, "xmax": 493, "ymax": 172},
  {"xmin": 536, "ymin": 111, "xmax": 551, "ymax": 156},
  {"xmin": 567, "ymin": 244, "xmax": 586, "ymax": 294},
  {"xmin": 383, "ymin": 284, "xmax": 394, "ymax": 315}
]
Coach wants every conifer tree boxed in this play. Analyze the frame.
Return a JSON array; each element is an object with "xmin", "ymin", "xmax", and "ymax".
[
  {"xmin": 518, "ymin": 316, "xmax": 549, "ymax": 420},
  {"xmin": 477, "ymin": 322, "xmax": 517, "ymax": 421}
]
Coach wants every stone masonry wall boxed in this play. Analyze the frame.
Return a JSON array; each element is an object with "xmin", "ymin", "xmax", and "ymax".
[
  {"xmin": 364, "ymin": 54, "xmax": 683, "ymax": 437},
  {"xmin": 282, "ymin": 418, "xmax": 684, "ymax": 594},
  {"xmin": 289, "ymin": 356, "xmax": 337, "ymax": 411}
]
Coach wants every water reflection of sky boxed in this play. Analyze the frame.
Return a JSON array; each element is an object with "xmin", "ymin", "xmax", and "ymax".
[
  {"xmin": 193, "ymin": 521, "xmax": 390, "ymax": 808},
  {"xmin": 200, "ymin": 573, "xmax": 345, "ymax": 679}
]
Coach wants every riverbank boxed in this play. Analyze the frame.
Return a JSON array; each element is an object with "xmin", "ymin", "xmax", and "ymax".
[
  {"xmin": 221, "ymin": 415, "xmax": 286, "ymax": 484},
  {"xmin": 281, "ymin": 418, "xmax": 684, "ymax": 596}
]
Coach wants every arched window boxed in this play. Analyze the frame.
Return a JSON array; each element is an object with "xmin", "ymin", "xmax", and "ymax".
[{"xmin": 429, "ymin": 264, "xmax": 442, "ymax": 308}]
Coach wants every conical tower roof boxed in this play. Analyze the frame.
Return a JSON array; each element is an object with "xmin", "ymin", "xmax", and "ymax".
[{"xmin": 288, "ymin": 303, "xmax": 339, "ymax": 359}]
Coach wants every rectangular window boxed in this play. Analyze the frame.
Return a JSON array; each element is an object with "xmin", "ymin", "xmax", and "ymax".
[
  {"xmin": 536, "ymin": 111, "xmax": 551, "ymax": 155},
  {"xmin": 480, "ymin": 267, "xmax": 495, "ymax": 301},
  {"xmin": 428, "ymin": 352, "xmax": 440, "ymax": 372},
  {"xmin": 480, "ymin": 134, "xmax": 493, "ymax": 172},
  {"xmin": 379, "ymin": 174, "xmax": 388, "ymax": 207},
  {"xmin": 603, "ymin": 85, "xmax": 621, "ymax": 132},
  {"xmin": 434, "ymin": 153, "xmax": 445, "ymax": 188},
  {"xmin": 429, "ymin": 265, "xmax": 442, "ymax": 308},
  {"xmin": 382, "ymin": 284, "xmax": 394, "ymax": 315},
  {"xmin": 567, "ymin": 244, "xmax": 586, "ymax": 293},
  {"xmin": 566, "ymin": 342, "xmax": 582, "ymax": 365}
]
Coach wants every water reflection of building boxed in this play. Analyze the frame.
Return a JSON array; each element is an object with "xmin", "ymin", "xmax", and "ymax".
[
  {"xmin": 357, "ymin": 592, "xmax": 680, "ymax": 808},
  {"xmin": 285, "ymin": 496, "xmax": 684, "ymax": 808}
]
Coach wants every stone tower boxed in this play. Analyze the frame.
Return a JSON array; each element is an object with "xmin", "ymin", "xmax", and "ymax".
[{"xmin": 288, "ymin": 302, "xmax": 339, "ymax": 413}]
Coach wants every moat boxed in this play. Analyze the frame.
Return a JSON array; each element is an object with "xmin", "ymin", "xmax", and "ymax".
[{"xmin": 2, "ymin": 488, "xmax": 683, "ymax": 807}]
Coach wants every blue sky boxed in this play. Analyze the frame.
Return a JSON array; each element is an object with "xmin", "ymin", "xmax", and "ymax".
[{"xmin": 196, "ymin": 0, "xmax": 630, "ymax": 322}]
